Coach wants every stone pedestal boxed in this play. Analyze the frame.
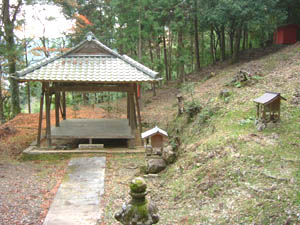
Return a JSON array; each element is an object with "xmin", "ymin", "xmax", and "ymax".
[{"xmin": 115, "ymin": 177, "xmax": 159, "ymax": 225}]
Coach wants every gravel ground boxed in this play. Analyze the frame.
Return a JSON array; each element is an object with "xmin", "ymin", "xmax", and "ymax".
[{"xmin": 0, "ymin": 160, "xmax": 67, "ymax": 225}]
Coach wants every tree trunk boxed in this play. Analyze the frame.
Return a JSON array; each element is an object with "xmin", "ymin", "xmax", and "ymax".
[
  {"xmin": 190, "ymin": 34, "xmax": 194, "ymax": 71},
  {"xmin": 0, "ymin": 66, "xmax": 4, "ymax": 124},
  {"xmin": 232, "ymin": 26, "xmax": 242, "ymax": 63},
  {"xmin": 23, "ymin": 37, "xmax": 31, "ymax": 114},
  {"xmin": 82, "ymin": 93, "xmax": 89, "ymax": 105},
  {"xmin": 2, "ymin": 0, "xmax": 22, "ymax": 118},
  {"xmin": 229, "ymin": 29, "xmax": 235, "ymax": 56},
  {"xmin": 8, "ymin": 61, "xmax": 20, "ymax": 117},
  {"xmin": 194, "ymin": 0, "xmax": 201, "ymax": 71},
  {"xmin": 242, "ymin": 24, "xmax": 248, "ymax": 51},
  {"xmin": 220, "ymin": 25, "xmax": 226, "ymax": 61},
  {"xmin": 177, "ymin": 28, "xmax": 185, "ymax": 82},
  {"xmin": 155, "ymin": 39, "xmax": 162, "ymax": 86},
  {"xmin": 201, "ymin": 32, "xmax": 204, "ymax": 64},
  {"xmin": 138, "ymin": 15, "xmax": 142, "ymax": 61},
  {"xmin": 163, "ymin": 31, "xmax": 169, "ymax": 83},
  {"xmin": 138, "ymin": 1, "xmax": 142, "ymax": 62},
  {"xmin": 148, "ymin": 39, "xmax": 153, "ymax": 66},
  {"xmin": 210, "ymin": 26, "xmax": 216, "ymax": 65},
  {"xmin": 156, "ymin": 39, "xmax": 161, "ymax": 61},
  {"xmin": 168, "ymin": 28, "xmax": 173, "ymax": 80}
]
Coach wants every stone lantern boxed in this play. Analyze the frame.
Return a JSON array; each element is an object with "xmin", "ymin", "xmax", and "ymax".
[{"xmin": 114, "ymin": 177, "xmax": 159, "ymax": 225}]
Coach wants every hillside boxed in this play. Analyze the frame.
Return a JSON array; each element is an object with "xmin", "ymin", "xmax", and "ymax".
[{"xmin": 135, "ymin": 43, "xmax": 300, "ymax": 224}]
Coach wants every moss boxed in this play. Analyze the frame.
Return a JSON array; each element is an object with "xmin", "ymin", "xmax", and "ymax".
[
  {"xmin": 123, "ymin": 200, "xmax": 149, "ymax": 223},
  {"xmin": 135, "ymin": 201, "xmax": 149, "ymax": 219},
  {"xmin": 130, "ymin": 177, "xmax": 146, "ymax": 193}
]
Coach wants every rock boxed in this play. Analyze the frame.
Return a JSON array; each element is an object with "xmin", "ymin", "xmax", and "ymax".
[
  {"xmin": 219, "ymin": 89, "xmax": 230, "ymax": 98},
  {"xmin": 145, "ymin": 145, "xmax": 152, "ymax": 156},
  {"xmin": 267, "ymin": 122, "xmax": 277, "ymax": 129},
  {"xmin": 162, "ymin": 146, "xmax": 176, "ymax": 164},
  {"xmin": 163, "ymin": 145, "xmax": 173, "ymax": 152},
  {"xmin": 270, "ymin": 132, "xmax": 279, "ymax": 140},
  {"xmin": 152, "ymin": 147, "xmax": 162, "ymax": 156},
  {"xmin": 257, "ymin": 122, "xmax": 266, "ymax": 131},
  {"xmin": 147, "ymin": 158, "xmax": 166, "ymax": 174}
]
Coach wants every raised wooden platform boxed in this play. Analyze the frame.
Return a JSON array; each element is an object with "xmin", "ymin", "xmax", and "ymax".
[{"xmin": 51, "ymin": 119, "xmax": 134, "ymax": 139}]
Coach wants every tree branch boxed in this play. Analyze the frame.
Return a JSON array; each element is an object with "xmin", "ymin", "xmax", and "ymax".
[{"xmin": 12, "ymin": 0, "xmax": 23, "ymax": 23}]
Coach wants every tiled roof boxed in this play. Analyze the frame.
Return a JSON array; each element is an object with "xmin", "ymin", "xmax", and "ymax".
[{"xmin": 16, "ymin": 32, "xmax": 159, "ymax": 83}]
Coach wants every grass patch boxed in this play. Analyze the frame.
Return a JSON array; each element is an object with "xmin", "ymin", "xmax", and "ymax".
[{"xmin": 20, "ymin": 153, "xmax": 72, "ymax": 162}]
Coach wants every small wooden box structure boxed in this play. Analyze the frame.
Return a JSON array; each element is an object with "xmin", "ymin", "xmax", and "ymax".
[
  {"xmin": 253, "ymin": 92, "xmax": 286, "ymax": 122},
  {"xmin": 141, "ymin": 126, "xmax": 168, "ymax": 148}
]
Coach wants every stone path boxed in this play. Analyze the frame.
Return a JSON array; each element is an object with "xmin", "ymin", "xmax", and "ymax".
[{"xmin": 43, "ymin": 157, "xmax": 106, "ymax": 225}]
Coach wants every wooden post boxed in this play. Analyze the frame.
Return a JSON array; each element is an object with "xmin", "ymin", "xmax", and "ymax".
[
  {"xmin": 129, "ymin": 93, "xmax": 136, "ymax": 132},
  {"xmin": 127, "ymin": 93, "xmax": 130, "ymax": 125},
  {"xmin": 256, "ymin": 104, "xmax": 260, "ymax": 119},
  {"xmin": 45, "ymin": 89, "xmax": 52, "ymax": 147},
  {"xmin": 27, "ymin": 82, "xmax": 31, "ymax": 114},
  {"xmin": 37, "ymin": 85, "xmax": 45, "ymax": 147},
  {"xmin": 133, "ymin": 94, "xmax": 137, "ymax": 128},
  {"xmin": 62, "ymin": 92, "xmax": 66, "ymax": 120},
  {"xmin": 128, "ymin": 90, "xmax": 136, "ymax": 149},
  {"xmin": 55, "ymin": 92, "xmax": 60, "ymax": 127},
  {"xmin": 134, "ymin": 84, "xmax": 143, "ymax": 145},
  {"xmin": 278, "ymin": 99, "xmax": 281, "ymax": 121}
]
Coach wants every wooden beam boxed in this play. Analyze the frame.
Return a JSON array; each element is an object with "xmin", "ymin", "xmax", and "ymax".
[
  {"xmin": 36, "ymin": 86, "xmax": 45, "ymax": 147},
  {"xmin": 49, "ymin": 85, "xmax": 133, "ymax": 93},
  {"xmin": 134, "ymin": 84, "xmax": 143, "ymax": 145},
  {"xmin": 55, "ymin": 92, "xmax": 60, "ymax": 127}
]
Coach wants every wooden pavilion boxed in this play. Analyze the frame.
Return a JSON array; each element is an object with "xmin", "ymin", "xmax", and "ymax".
[{"xmin": 15, "ymin": 32, "xmax": 159, "ymax": 148}]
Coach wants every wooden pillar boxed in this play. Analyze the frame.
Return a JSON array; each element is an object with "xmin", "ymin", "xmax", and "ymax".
[
  {"xmin": 55, "ymin": 92, "xmax": 60, "ymax": 127},
  {"xmin": 127, "ymin": 93, "xmax": 130, "ymax": 125},
  {"xmin": 128, "ymin": 88, "xmax": 136, "ymax": 149},
  {"xmin": 134, "ymin": 83, "xmax": 143, "ymax": 145},
  {"xmin": 45, "ymin": 88, "xmax": 52, "ymax": 147},
  {"xmin": 133, "ymin": 94, "xmax": 137, "ymax": 127},
  {"xmin": 37, "ymin": 85, "xmax": 45, "ymax": 147},
  {"xmin": 129, "ymin": 92, "xmax": 136, "ymax": 132},
  {"xmin": 62, "ymin": 92, "xmax": 66, "ymax": 120},
  {"xmin": 27, "ymin": 81, "xmax": 31, "ymax": 114}
]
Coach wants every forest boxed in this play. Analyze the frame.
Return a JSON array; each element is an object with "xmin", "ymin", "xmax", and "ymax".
[{"xmin": 1, "ymin": 0, "xmax": 300, "ymax": 122}]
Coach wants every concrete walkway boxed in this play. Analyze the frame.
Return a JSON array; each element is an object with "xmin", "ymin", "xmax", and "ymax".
[{"xmin": 43, "ymin": 157, "xmax": 106, "ymax": 225}]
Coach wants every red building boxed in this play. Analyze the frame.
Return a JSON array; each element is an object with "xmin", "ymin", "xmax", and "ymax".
[{"xmin": 274, "ymin": 24, "xmax": 299, "ymax": 44}]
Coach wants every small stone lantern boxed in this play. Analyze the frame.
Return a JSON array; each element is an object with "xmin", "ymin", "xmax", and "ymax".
[{"xmin": 114, "ymin": 177, "xmax": 159, "ymax": 225}]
